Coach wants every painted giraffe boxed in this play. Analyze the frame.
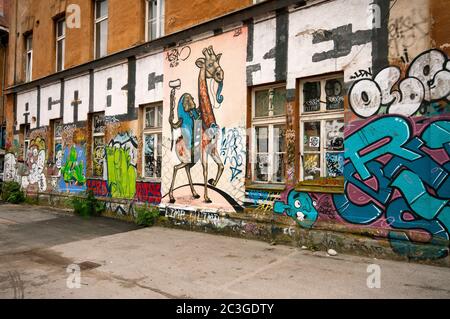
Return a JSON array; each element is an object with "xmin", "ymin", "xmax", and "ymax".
[{"xmin": 168, "ymin": 46, "xmax": 225, "ymax": 203}]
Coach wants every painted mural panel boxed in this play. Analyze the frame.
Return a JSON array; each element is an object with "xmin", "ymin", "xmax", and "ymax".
[
  {"xmin": 40, "ymin": 82, "xmax": 62, "ymax": 128},
  {"xmin": 162, "ymin": 27, "xmax": 248, "ymax": 212},
  {"xmin": 106, "ymin": 133, "xmax": 138, "ymax": 199},
  {"xmin": 58, "ymin": 127, "xmax": 87, "ymax": 193},
  {"xmin": 93, "ymin": 63, "xmax": 128, "ymax": 116},
  {"xmin": 135, "ymin": 52, "xmax": 164, "ymax": 106},
  {"xmin": 246, "ymin": 15, "xmax": 277, "ymax": 86},
  {"xmin": 64, "ymin": 74, "xmax": 90, "ymax": 124},
  {"xmin": 16, "ymin": 89, "xmax": 38, "ymax": 130}
]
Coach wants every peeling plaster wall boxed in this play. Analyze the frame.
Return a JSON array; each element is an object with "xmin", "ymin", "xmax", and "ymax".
[
  {"xmin": 246, "ymin": 14, "xmax": 277, "ymax": 86},
  {"xmin": 287, "ymin": 0, "xmax": 374, "ymax": 88}
]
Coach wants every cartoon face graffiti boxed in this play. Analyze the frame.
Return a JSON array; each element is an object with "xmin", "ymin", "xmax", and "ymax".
[
  {"xmin": 273, "ymin": 190, "xmax": 318, "ymax": 228},
  {"xmin": 407, "ymin": 49, "xmax": 450, "ymax": 101},
  {"xmin": 22, "ymin": 138, "xmax": 47, "ymax": 192},
  {"xmin": 4, "ymin": 153, "xmax": 17, "ymax": 181}
]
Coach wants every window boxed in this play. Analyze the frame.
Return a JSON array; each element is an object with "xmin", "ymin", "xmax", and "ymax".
[
  {"xmin": 251, "ymin": 85, "xmax": 287, "ymax": 184},
  {"xmin": 145, "ymin": 0, "xmax": 164, "ymax": 41},
  {"xmin": 143, "ymin": 104, "xmax": 162, "ymax": 179},
  {"xmin": 300, "ymin": 76, "xmax": 345, "ymax": 181},
  {"xmin": 53, "ymin": 119, "xmax": 63, "ymax": 165},
  {"xmin": 56, "ymin": 18, "xmax": 66, "ymax": 72},
  {"xmin": 94, "ymin": 0, "xmax": 108, "ymax": 59},
  {"xmin": 25, "ymin": 35, "xmax": 33, "ymax": 82},
  {"xmin": 92, "ymin": 113, "xmax": 106, "ymax": 177},
  {"xmin": 21, "ymin": 124, "xmax": 31, "ymax": 160}
]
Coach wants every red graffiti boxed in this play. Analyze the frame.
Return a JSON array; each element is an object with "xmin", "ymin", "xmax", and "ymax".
[
  {"xmin": 87, "ymin": 179, "xmax": 109, "ymax": 197},
  {"xmin": 135, "ymin": 182, "xmax": 161, "ymax": 204}
]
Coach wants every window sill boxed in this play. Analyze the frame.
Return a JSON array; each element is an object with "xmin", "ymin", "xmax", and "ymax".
[
  {"xmin": 295, "ymin": 177, "xmax": 344, "ymax": 194},
  {"xmin": 245, "ymin": 182, "xmax": 286, "ymax": 192}
]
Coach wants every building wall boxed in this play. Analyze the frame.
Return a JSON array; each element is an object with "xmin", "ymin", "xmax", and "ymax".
[
  {"xmin": 3, "ymin": 0, "xmax": 450, "ymax": 263},
  {"xmin": 164, "ymin": 0, "xmax": 252, "ymax": 35}
]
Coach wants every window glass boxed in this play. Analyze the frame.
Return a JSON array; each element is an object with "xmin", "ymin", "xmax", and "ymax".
[
  {"xmin": 325, "ymin": 78, "xmax": 344, "ymax": 110},
  {"xmin": 273, "ymin": 125, "xmax": 286, "ymax": 183},
  {"xmin": 325, "ymin": 119, "xmax": 344, "ymax": 151},
  {"xmin": 303, "ymin": 81, "xmax": 321, "ymax": 112},
  {"xmin": 96, "ymin": 0, "xmax": 108, "ymax": 19},
  {"xmin": 255, "ymin": 126, "xmax": 269, "ymax": 182},
  {"xmin": 300, "ymin": 76, "xmax": 345, "ymax": 181}
]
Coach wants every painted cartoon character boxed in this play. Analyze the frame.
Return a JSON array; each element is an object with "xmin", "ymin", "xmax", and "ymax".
[
  {"xmin": 22, "ymin": 138, "xmax": 47, "ymax": 192},
  {"xmin": 168, "ymin": 46, "xmax": 225, "ymax": 203},
  {"xmin": 273, "ymin": 190, "xmax": 318, "ymax": 228}
]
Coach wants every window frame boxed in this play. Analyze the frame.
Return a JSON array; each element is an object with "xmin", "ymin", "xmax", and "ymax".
[
  {"xmin": 53, "ymin": 119, "xmax": 63, "ymax": 162},
  {"xmin": 299, "ymin": 74, "xmax": 345, "ymax": 182},
  {"xmin": 55, "ymin": 18, "xmax": 66, "ymax": 72},
  {"xmin": 94, "ymin": 0, "xmax": 109, "ymax": 59},
  {"xmin": 25, "ymin": 34, "xmax": 33, "ymax": 82},
  {"xmin": 251, "ymin": 83, "xmax": 287, "ymax": 185},
  {"xmin": 142, "ymin": 104, "xmax": 163, "ymax": 180},
  {"xmin": 22, "ymin": 124, "xmax": 31, "ymax": 160},
  {"xmin": 91, "ymin": 112, "xmax": 106, "ymax": 178},
  {"xmin": 145, "ymin": 0, "xmax": 165, "ymax": 42}
]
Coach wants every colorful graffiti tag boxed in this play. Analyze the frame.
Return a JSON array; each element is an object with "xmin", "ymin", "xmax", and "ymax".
[
  {"xmin": 87, "ymin": 179, "xmax": 162, "ymax": 205},
  {"xmin": 336, "ymin": 114, "xmax": 450, "ymax": 259},
  {"xmin": 59, "ymin": 145, "xmax": 87, "ymax": 193},
  {"xmin": 274, "ymin": 115, "xmax": 450, "ymax": 260},
  {"xmin": 106, "ymin": 133, "xmax": 138, "ymax": 199},
  {"xmin": 349, "ymin": 49, "xmax": 450, "ymax": 118},
  {"xmin": 220, "ymin": 127, "xmax": 245, "ymax": 182}
]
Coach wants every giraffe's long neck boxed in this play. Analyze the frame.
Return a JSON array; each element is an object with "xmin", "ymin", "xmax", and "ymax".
[{"xmin": 198, "ymin": 68, "xmax": 217, "ymax": 129}]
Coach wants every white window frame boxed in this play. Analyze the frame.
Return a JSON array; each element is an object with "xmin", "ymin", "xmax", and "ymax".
[
  {"xmin": 145, "ymin": 0, "xmax": 165, "ymax": 42},
  {"xmin": 143, "ymin": 104, "xmax": 163, "ymax": 180},
  {"xmin": 25, "ymin": 35, "xmax": 33, "ymax": 82},
  {"xmin": 56, "ymin": 18, "xmax": 66, "ymax": 72},
  {"xmin": 92, "ymin": 113, "xmax": 105, "ymax": 177},
  {"xmin": 94, "ymin": 0, "xmax": 108, "ymax": 59},
  {"xmin": 251, "ymin": 84, "xmax": 287, "ymax": 184},
  {"xmin": 299, "ymin": 74, "xmax": 345, "ymax": 181}
]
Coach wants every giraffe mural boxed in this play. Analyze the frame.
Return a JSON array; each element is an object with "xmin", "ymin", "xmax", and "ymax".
[{"xmin": 168, "ymin": 46, "xmax": 225, "ymax": 203}]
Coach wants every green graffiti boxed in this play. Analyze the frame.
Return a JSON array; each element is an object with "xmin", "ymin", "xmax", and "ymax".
[
  {"xmin": 106, "ymin": 146, "xmax": 137, "ymax": 199},
  {"xmin": 61, "ymin": 146, "xmax": 86, "ymax": 186}
]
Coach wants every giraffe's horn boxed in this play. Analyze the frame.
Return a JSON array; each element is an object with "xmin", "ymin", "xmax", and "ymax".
[{"xmin": 202, "ymin": 48, "xmax": 210, "ymax": 58}]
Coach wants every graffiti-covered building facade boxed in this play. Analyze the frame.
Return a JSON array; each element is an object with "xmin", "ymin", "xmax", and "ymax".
[{"xmin": 4, "ymin": 0, "xmax": 450, "ymax": 264}]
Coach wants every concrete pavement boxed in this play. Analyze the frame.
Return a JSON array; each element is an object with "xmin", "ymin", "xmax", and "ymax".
[{"xmin": 0, "ymin": 204, "xmax": 449, "ymax": 299}]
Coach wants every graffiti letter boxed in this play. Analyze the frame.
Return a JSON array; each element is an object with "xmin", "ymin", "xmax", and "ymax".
[{"xmin": 345, "ymin": 116, "xmax": 421, "ymax": 180}]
